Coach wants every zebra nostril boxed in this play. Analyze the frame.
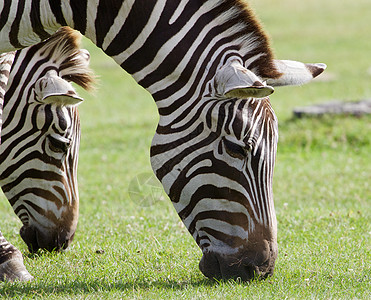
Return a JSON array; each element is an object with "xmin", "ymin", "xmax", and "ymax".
[
  {"xmin": 19, "ymin": 225, "xmax": 39, "ymax": 253},
  {"xmin": 243, "ymin": 264, "xmax": 269, "ymax": 281},
  {"xmin": 199, "ymin": 251, "xmax": 222, "ymax": 280}
]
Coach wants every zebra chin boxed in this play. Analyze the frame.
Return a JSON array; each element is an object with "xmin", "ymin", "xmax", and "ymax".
[
  {"xmin": 198, "ymin": 240, "xmax": 278, "ymax": 281},
  {"xmin": 19, "ymin": 225, "xmax": 76, "ymax": 253}
]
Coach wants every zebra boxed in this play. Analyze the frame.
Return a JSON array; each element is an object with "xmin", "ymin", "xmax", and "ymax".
[
  {"xmin": 0, "ymin": 0, "xmax": 325, "ymax": 281},
  {"xmin": 0, "ymin": 27, "xmax": 93, "ymax": 281}
]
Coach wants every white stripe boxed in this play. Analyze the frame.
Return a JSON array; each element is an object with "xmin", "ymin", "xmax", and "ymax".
[
  {"xmin": 169, "ymin": 1, "xmax": 188, "ymax": 25},
  {"xmin": 244, "ymin": 53, "xmax": 265, "ymax": 70},
  {"xmin": 0, "ymin": 2, "xmax": 19, "ymax": 51},
  {"xmin": 39, "ymin": 0, "xmax": 59, "ymax": 35},
  {"xmin": 185, "ymin": 159, "xmax": 212, "ymax": 178},
  {"xmin": 101, "ymin": 0, "xmax": 136, "ymax": 50},
  {"xmin": 0, "ymin": 53, "xmax": 14, "ymax": 96},
  {"xmin": 245, "ymin": 155, "xmax": 262, "ymax": 222},
  {"xmin": 257, "ymin": 140, "xmax": 267, "ymax": 225},
  {"xmin": 61, "ymin": 0, "xmax": 75, "ymax": 28},
  {"xmin": 18, "ymin": 1, "xmax": 43, "ymax": 47},
  {"xmin": 85, "ymin": 0, "xmax": 100, "ymax": 44}
]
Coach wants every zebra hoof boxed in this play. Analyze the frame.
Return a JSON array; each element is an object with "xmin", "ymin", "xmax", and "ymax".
[{"xmin": 0, "ymin": 258, "xmax": 33, "ymax": 282}]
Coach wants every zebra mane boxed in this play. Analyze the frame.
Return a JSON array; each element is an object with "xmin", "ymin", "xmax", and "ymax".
[
  {"xmin": 218, "ymin": 0, "xmax": 282, "ymax": 79},
  {"xmin": 38, "ymin": 27, "xmax": 95, "ymax": 91}
]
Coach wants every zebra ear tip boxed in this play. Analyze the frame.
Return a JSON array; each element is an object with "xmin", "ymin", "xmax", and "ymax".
[
  {"xmin": 42, "ymin": 94, "xmax": 84, "ymax": 106},
  {"xmin": 266, "ymin": 60, "xmax": 327, "ymax": 87},
  {"xmin": 305, "ymin": 63, "xmax": 327, "ymax": 79}
]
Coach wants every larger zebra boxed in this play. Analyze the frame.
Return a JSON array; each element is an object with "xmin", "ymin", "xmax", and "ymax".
[{"xmin": 0, "ymin": 0, "xmax": 325, "ymax": 281}]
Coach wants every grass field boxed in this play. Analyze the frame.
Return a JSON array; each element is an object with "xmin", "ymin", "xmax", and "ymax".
[{"xmin": 1, "ymin": 0, "xmax": 370, "ymax": 298}]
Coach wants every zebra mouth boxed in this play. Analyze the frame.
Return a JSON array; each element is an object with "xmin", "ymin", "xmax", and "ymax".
[
  {"xmin": 20, "ymin": 225, "xmax": 75, "ymax": 253},
  {"xmin": 198, "ymin": 248, "xmax": 276, "ymax": 281}
]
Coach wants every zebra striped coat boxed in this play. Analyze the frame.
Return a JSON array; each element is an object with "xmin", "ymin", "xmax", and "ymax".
[
  {"xmin": 0, "ymin": 27, "xmax": 93, "ymax": 281},
  {"xmin": 0, "ymin": 0, "xmax": 325, "ymax": 281}
]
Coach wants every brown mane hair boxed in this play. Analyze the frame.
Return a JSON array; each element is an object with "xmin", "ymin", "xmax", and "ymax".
[
  {"xmin": 221, "ymin": 0, "xmax": 282, "ymax": 79},
  {"xmin": 38, "ymin": 26, "xmax": 95, "ymax": 91}
]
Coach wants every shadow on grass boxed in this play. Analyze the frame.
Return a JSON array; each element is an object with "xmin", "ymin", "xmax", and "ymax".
[
  {"xmin": 0, "ymin": 277, "xmax": 219, "ymax": 297},
  {"xmin": 25, "ymin": 249, "xmax": 61, "ymax": 259}
]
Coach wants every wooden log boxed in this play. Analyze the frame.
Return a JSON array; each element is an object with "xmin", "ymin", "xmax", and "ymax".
[{"xmin": 293, "ymin": 99, "xmax": 371, "ymax": 118}]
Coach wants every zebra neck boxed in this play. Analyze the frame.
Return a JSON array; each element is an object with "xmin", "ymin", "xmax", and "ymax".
[
  {"xmin": 85, "ymin": 0, "xmax": 281, "ymax": 113},
  {"xmin": 82, "ymin": 1, "xmax": 278, "ymax": 91},
  {"xmin": 1, "ymin": 1, "xmax": 279, "ymax": 103}
]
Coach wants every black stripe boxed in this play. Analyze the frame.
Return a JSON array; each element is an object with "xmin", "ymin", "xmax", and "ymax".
[
  {"xmin": 95, "ymin": 0, "xmax": 123, "ymax": 48},
  {"xmin": 232, "ymin": 101, "xmax": 246, "ymax": 139},
  {"xmin": 199, "ymin": 227, "xmax": 246, "ymax": 249},
  {"xmin": 205, "ymin": 101, "xmax": 221, "ymax": 130},
  {"xmin": 70, "ymin": 0, "xmax": 87, "ymax": 34},
  {"xmin": 10, "ymin": 0, "xmax": 26, "ymax": 48},
  {"xmin": 0, "ymin": 0, "xmax": 11, "ymax": 31},
  {"xmin": 127, "ymin": 4, "xmax": 243, "ymax": 84},
  {"xmin": 48, "ymin": 0, "xmax": 68, "ymax": 26},
  {"xmin": 224, "ymin": 102, "xmax": 235, "ymax": 136},
  {"xmin": 53, "ymin": 185, "xmax": 68, "ymax": 207},
  {"xmin": 188, "ymin": 210, "xmax": 249, "ymax": 236},
  {"xmin": 30, "ymin": 0, "xmax": 51, "ymax": 40}
]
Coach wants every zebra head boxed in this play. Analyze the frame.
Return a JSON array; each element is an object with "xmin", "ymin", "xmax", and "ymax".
[
  {"xmin": 150, "ymin": 58, "xmax": 325, "ymax": 281},
  {"xmin": 0, "ymin": 28, "xmax": 94, "ymax": 253}
]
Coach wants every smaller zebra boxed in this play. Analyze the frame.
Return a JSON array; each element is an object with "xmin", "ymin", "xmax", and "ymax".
[{"xmin": 0, "ymin": 27, "xmax": 94, "ymax": 281}]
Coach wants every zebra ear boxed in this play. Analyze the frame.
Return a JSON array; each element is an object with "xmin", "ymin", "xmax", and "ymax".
[
  {"xmin": 214, "ymin": 60, "xmax": 274, "ymax": 99},
  {"xmin": 35, "ymin": 72, "xmax": 83, "ymax": 106},
  {"xmin": 265, "ymin": 60, "xmax": 327, "ymax": 87}
]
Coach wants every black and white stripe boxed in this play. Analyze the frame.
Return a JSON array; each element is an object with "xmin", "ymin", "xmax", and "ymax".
[{"xmin": 0, "ymin": 0, "xmax": 325, "ymax": 281}]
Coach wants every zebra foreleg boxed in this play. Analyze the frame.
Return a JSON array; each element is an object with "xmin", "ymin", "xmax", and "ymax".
[{"xmin": 0, "ymin": 231, "xmax": 33, "ymax": 282}]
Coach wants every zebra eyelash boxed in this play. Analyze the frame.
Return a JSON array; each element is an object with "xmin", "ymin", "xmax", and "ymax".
[
  {"xmin": 47, "ymin": 134, "xmax": 71, "ymax": 153},
  {"xmin": 222, "ymin": 137, "xmax": 251, "ymax": 159}
]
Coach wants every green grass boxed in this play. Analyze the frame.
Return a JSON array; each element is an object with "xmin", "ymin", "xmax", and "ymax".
[{"xmin": 1, "ymin": 0, "xmax": 370, "ymax": 298}]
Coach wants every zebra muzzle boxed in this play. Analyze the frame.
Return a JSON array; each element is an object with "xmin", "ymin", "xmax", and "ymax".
[
  {"xmin": 198, "ymin": 240, "xmax": 277, "ymax": 281},
  {"xmin": 20, "ymin": 225, "xmax": 75, "ymax": 253}
]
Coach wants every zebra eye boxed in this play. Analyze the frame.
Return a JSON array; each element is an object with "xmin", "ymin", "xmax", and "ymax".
[
  {"xmin": 223, "ymin": 138, "xmax": 248, "ymax": 159},
  {"xmin": 48, "ymin": 134, "xmax": 71, "ymax": 153}
]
